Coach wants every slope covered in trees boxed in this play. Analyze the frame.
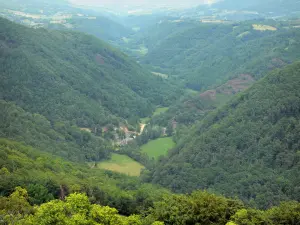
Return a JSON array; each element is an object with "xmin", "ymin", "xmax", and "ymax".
[
  {"xmin": 150, "ymin": 74, "xmax": 255, "ymax": 131},
  {"xmin": 0, "ymin": 17, "xmax": 179, "ymax": 129},
  {"xmin": 63, "ymin": 16, "xmax": 132, "ymax": 42},
  {"xmin": 126, "ymin": 20, "xmax": 300, "ymax": 91},
  {"xmin": 148, "ymin": 62, "xmax": 300, "ymax": 209},
  {"xmin": 0, "ymin": 138, "xmax": 169, "ymax": 216},
  {"xmin": 0, "ymin": 100, "xmax": 112, "ymax": 161}
]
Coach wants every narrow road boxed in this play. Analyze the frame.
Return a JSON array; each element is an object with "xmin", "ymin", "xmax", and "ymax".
[{"xmin": 139, "ymin": 123, "xmax": 146, "ymax": 135}]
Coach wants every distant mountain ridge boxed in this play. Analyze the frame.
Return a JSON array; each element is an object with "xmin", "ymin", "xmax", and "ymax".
[{"xmin": 0, "ymin": 0, "xmax": 133, "ymax": 42}]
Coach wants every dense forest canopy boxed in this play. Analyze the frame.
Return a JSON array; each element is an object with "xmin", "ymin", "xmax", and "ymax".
[
  {"xmin": 0, "ymin": 17, "xmax": 180, "ymax": 127},
  {"xmin": 0, "ymin": 100, "xmax": 111, "ymax": 161},
  {"xmin": 148, "ymin": 62, "xmax": 300, "ymax": 209}
]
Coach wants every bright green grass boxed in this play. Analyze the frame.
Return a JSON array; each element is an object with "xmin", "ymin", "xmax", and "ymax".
[
  {"xmin": 141, "ymin": 137, "xmax": 175, "ymax": 159},
  {"xmin": 97, "ymin": 153, "xmax": 144, "ymax": 176},
  {"xmin": 153, "ymin": 107, "xmax": 169, "ymax": 116},
  {"xmin": 186, "ymin": 88, "xmax": 199, "ymax": 95},
  {"xmin": 140, "ymin": 117, "xmax": 150, "ymax": 124}
]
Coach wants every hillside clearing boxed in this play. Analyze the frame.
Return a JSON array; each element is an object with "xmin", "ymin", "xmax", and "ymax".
[
  {"xmin": 141, "ymin": 137, "xmax": 175, "ymax": 159},
  {"xmin": 252, "ymin": 24, "xmax": 277, "ymax": 31},
  {"xmin": 140, "ymin": 117, "xmax": 150, "ymax": 124},
  {"xmin": 132, "ymin": 46, "xmax": 148, "ymax": 56},
  {"xmin": 96, "ymin": 153, "xmax": 144, "ymax": 176},
  {"xmin": 152, "ymin": 71, "xmax": 169, "ymax": 79},
  {"xmin": 153, "ymin": 107, "xmax": 169, "ymax": 116}
]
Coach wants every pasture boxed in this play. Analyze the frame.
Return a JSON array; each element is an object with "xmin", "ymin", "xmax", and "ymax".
[
  {"xmin": 97, "ymin": 153, "xmax": 144, "ymax": 176},
  {"xmin": 141, "ymin": 137, "xmax": 175, "ymax": 159}
]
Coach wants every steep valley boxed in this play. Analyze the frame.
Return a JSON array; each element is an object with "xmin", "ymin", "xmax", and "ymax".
[{"xmin": 0, "ymin": 1, "xmax": 300, "ymax": 224}]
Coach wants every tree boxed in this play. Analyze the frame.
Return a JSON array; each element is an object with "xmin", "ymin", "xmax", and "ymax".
[{"xmin": 0, "ymin": 187, "xmax": 33, "ymax": 224}]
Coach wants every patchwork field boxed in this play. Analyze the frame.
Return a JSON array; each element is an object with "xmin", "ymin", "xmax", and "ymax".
[
  {"xmin": 141, "ymin": 137, "xmax": 176, "ymax": 159},
  {"xmin": 97, "ymin": 153, "xmax": 144, "ymax": 176},
  {"xmin": 252, "ymin": 24, "xmax": 277, "ymax": 31}
]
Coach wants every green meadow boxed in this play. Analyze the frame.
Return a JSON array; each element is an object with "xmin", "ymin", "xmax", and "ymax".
[
  {"xmin": 153, "ymin": 107, "xmax": 169, "ymax": 116},
  {"xmin": 141, "ymin": 137, "xmax": 175, "ymax": 159},
  {"xmin": 97, "ymin": 153, "xmax": 145, "ymax": 176}
]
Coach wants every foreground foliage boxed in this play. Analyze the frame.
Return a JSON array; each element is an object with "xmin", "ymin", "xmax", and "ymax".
[
  {"xmin": 1, "ymin": 187, "xmax": 299, "ymax": 225},
  {"xmin": 0, "ymin": 189, "xmax": 146, "ymax": 225}
]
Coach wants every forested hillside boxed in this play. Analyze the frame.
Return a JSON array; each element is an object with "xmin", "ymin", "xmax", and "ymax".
[
  {"xmin": 148, "ymin": 62, "xmax": 300, "ymax": 209},
  {"xmin": 0, "ymin": 138, "xmax": 169, "ymax": 216},
  {"xmin": 0, "ymin": 17, "xmax": 179, "ymax": 129},
  {"xmin": 0, "ymin": 100, "xmax": 112, "ymax": 161},
  {"xmin": 127, "ymin": 20, "xmax": 300, "ymax": 90},
  {"xmin": 1, "ymin": 138, "xmax": 299, "ymax": 224},
  {"xmin": 60, "ymin": 16, "xmax": 132, "ymax": 42},
  {"xmin": 150, "ymin": 74, "xmax": 255, "ymax": 129}
]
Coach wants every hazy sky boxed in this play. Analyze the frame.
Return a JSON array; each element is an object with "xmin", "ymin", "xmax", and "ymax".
[{"xmin": 69, "ymin": 0, "xmax": 214, "ymax": 8}]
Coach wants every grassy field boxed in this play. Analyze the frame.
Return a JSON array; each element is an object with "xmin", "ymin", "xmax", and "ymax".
[
  {"xmin": 252, "ymin": 24, "xmax": 277, "ymax": 31},
  {"xmin": 97, "ymin": 153, "xmax": 144, "ymax": 176},
  {"xmin": 186, "ymin": 88, "xmax": 199, "ymax": 95},
  {"xmin": 153, "ymin": 107, "xmax": 169, "ymax": 116},
  {"xmin": 140, "ymin": 117, "xmax": 150, "ymax": 124},
  {"xmin": 141, "ymin": 137, "xmax": 175, "ymax": 159}
]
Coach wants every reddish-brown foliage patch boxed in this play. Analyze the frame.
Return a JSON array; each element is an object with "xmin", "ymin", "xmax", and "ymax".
[
  {"xmin": 95, "ymin": 54, "xmax": 105, "ymax": 65},
  {"xmin": 200, "ymin": 90, "xmax": 217, "ymax": 100},
  {"xmin": 216, "ymin": 74, "xmax": 254, "ymax": 95}
]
